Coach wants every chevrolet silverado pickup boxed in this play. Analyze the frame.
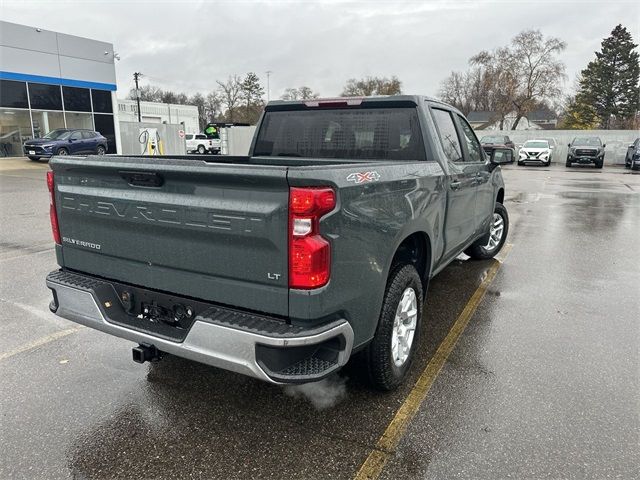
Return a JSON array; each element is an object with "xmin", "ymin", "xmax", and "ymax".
[{"xmin": 45, "ymin": 96, "xmax": 510, "ymax": 391}]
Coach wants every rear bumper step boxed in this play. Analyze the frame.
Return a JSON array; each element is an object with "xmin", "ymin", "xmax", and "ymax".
[{"xmin": 46, "ymin": 270, "xmax": 354, "ymax": 384}]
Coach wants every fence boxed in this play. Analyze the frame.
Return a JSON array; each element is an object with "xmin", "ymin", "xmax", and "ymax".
[{"xmin": 485, "ymin": 130, "xmax": 639, "ymax": 165}]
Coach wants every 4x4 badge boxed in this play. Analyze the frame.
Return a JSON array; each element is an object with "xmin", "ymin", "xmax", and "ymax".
[{"xmin": 346, "ymin": 171, "xmax": 381, "ymax": 184}]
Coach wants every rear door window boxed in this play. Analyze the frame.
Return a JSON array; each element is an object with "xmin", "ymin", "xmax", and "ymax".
[
  {"xmin": 431, "ymin": 108, "xmax": 463, "ymax": 163},
  {"xmin": 254, "ymin": 107, "xmax": 426, "ymax": 161},
  {"xmin": 196, "ymin": 134, "xmax": 207, "ymax": 140},
  {"xmin": 456, "ymin": 115, "xmax": 484, "ymax": 163}
]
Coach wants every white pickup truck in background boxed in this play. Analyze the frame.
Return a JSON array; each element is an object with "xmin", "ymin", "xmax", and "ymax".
[{"xmin": 185, "ymin": 133, "xmax": 221, "ymax": 154}]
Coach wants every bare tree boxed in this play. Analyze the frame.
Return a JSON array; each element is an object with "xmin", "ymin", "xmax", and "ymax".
[
  {"xmin": 216, "ymin": 75, "xmax": 243, "ymax": 122},
  {"xmin": 281, "ymin": 86, "xmax": 320, "ymax": 101},
  {"xmin": 472, "ymin": 30, "xmax": 566, "ymax": 129},
  {"xmin": 341, "ymin": 76, "xmax": 402, "ymax": 96},
  {"xmin": 205, "ymin": 91, "xmax": 223, "ymax": 123}
]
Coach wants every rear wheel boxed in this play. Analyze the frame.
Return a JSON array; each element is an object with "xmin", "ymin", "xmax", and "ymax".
[
  {"xmin": 360, "ymin": 263, "xmax": 423, "ymax": 391},
  {"xmin": 465, "ymin": 202, "xmax": 509, "ymax": 260}
]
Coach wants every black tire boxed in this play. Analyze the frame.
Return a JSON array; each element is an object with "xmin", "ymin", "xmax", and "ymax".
[
  {"xmin": 197, "ymin": 145, "xmax": 206, "ymax": 154},
  {"xmin": 57, "ymin": 148, "xmax": 68, "ymax": 156},
  {"xmin": 565, "ymin": 159, "xmax": 572, "ymax": 167},
  {"xmin": 96, "ymin": 145, "xmax": 106, "ymax": 155},
  {"xmin": 360, "ymin": 263, "xmax": 423, "ymax": 391},
  {"xmin": 595, "ymin": 161, "xmax": 603, "ymax": 169},
  {"xmin": 28, "ymin": 156, "xmax": 40, "ymax": 161},
  {"xmin": 517, "ymin": 161, "xmax": 524, "ymax": 166},
  {"xmin": 464, "ymin": 202, "xmax": 509, "ymax": 260}
]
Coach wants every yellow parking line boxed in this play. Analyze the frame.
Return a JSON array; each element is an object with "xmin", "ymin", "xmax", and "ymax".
[
  {"xmin": 0, "ymin": 326, "xmax": 83, "ymax": 362},
  {"xmin": 354, "ymin": 244, "xmax": 512, "ymax": 480}
]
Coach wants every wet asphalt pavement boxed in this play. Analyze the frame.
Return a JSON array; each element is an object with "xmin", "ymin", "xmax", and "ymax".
[{"xmin": 0, "ymin": 158, "xmax": 638, "ymax": 479}]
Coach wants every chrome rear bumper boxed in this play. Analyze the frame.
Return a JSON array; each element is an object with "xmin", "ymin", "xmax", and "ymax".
[{"xmin": 46, "ymin": 270, "xmax": 353, "ymax": 384}]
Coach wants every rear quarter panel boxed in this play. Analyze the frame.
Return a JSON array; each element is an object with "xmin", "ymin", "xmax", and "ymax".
[{"xmin": 287, "ymin": 160, "xmax": 447, "ymax": 347}]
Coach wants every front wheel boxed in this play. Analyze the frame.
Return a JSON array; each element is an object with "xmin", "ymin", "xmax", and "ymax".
[
  {"xmin": 197, "ymin": 145, "xmax": 206, "ymax": 154},
  {"xmin": 56, "ymin": 148, "xmax": 68, "ymax": 156},
  {"xmin": 360, "ymin": 263, "xmax": 423, "ymax": 391},
  {"xmin": 96, "ymin": 145, "xmax": 106, "ymax": 155},
  {"xmin": 465, "ymin": 202, "xmax": 509, "ymax": 260}
]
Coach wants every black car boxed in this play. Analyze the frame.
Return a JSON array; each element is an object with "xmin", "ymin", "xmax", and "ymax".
[
  {"xmin": 480, "ymin": 135, "xmax": 516, "ymax": 162},
  {"xmin": 566, "ymin": 137, "xmax": 605, "ymax": 168},
  {"xmin": 23, "ymin": 129, "xmax": 108, "ymax": 161},
  {"xmin": 625, "ymin": 138, "xmax": 640, "ymax": 170}
]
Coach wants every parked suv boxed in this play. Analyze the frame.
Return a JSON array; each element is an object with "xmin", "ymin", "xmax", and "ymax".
[
  {"xmin": 24, "ymin": 129, "xmax": 107, "ymax": 161},
  {"xmin": 518, "ymin": 139, "xmax": 553, "ymax": 166},
  {"xmin": 480, "ymin": 135, "xmax": 516, "ymax": 162},
  {"xmin": 566, "ymin": 137, "xmax": 605, "ymax": 168},
  {"xmin": 185, "ymin": 133, "xmax": 221, "ymax": 154},
  {"xmin": 625, "ymin": 138, "xmax": 639, "ymax": 170}
]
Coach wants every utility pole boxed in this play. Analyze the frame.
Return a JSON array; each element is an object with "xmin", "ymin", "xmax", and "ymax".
[
  {"xmin": 265, "ymin": 70, "xmax": 273, "ymax": 102},
  {"xmin": 133, "ymin": 72, "xmax": 142, "ymax": 122}
]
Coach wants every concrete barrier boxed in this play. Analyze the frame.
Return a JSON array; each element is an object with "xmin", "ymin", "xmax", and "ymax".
[{"xmin": 483, "ymin": 130, "xmax": 639, "ymax": 164}]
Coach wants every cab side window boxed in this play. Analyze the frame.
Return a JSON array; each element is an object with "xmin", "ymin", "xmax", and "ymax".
[
  {"xmin": 456, "ymin": 115, "xmax": 483, "ymax": 163},
  {"xmin": 431, "ymin": 108, "xmax": 463, "ymax": 163},
  {"xmin": 70, "ymin": 131, "xmax": 82, "ymax": 141}
]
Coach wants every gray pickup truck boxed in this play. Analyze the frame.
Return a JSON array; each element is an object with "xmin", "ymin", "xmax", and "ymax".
[{"xmin": 45, "ymin": 96, "xmax": 510, "ymax": 390}]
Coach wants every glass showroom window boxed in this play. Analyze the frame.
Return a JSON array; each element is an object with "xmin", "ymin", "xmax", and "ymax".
[
  {"xmin": 91, "ymin": 89, "xmax": 113, "ymax": 113},
  {"xmin": 31, "ymin": 111, "xmax": 66, "ymax": 138},
  {"xmin": 63, "ymin": 86, "xmax": 91, "ymax": 112},
  {"xmin": 0, "ymin": 80, "xmax": 29, "ymax": 109},
  {"xmin": 65, "ymin": 112, "xmax": 94, "ymax": 130},
  {"xmin": 94, "ymin": 114, "xmax": 115, "ymax": 153},
  {"xmin": 0, "ymin": 109, "xmax": 32, "ymax": 157},
  {"xmin": 28, "ymin": 83, "xmax": 63, "ymax": 110}
]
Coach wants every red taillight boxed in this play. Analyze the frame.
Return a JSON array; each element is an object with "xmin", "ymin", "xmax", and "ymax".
[
  {"xmin": 47, "ymin": 171, "xmax": 61, "ymax": 245},
  {"xmin": 289, "ymin": 187, "xmax": 336, "ymax": 289}
]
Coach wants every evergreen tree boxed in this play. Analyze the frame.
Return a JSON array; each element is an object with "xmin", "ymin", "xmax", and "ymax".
[
  {"xmin": 559, "ymin": 92, "xmax": 600, "ymax": 129},
  {"xmin": 580, "ymin": 24, "xmax": 640, "ymax": 129}
]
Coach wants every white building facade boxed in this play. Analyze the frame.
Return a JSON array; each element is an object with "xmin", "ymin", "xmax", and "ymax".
[{"xmin": 118, "ymin": 99, "xmax": 199, "ymax": 134}]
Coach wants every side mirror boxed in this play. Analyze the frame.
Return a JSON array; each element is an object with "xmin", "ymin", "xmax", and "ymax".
[
  {"xmin": 68, "ymin": 138, "xmax": 74, "ymax": 142},
  {"xmin": 630, "ymin": 144, "xmax": 636, "ymax": 148},
  {"xmin": 602, "ymin": 144, "xmax": 606, "ymax": 148},
  {"xmin": 490, "ymin": 148, "xmax": 513, "ymax": 167},
  {"xmin": 567, "ymin": 143, "xmax": 571, "ymax": 148},
  {"xmin": 550, "ymin": 145, "xmax": 554, "ymax": 149}
]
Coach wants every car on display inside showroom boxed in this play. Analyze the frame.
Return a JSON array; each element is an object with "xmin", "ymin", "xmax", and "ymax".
[
  {"xmin": 23, "ymin": 129, "xmax": 108, "ymax": 161},
  {"xmin": 566, "ymin": 136, "xmax": 605, "ymax": 168},
  {"xmin": 44, "ymin": 95, "xmax": 511, "ymax": 391},
  {"xmin": 517, "ymin": 139, "xmax": 553, "ymax": 166},
  {"xmin": 625, "ymin": 138, "xmax": 639, "ymax": 170}
]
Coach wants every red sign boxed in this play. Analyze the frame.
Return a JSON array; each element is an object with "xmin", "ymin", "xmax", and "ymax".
[{"xmin": 178, "ymin": 130, "xmax": 185, "ymax": 138}]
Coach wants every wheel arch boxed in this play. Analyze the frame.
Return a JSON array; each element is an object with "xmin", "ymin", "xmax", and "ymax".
[{"xmin": 389, "ymin": 231, "xmax": 432, "ymax": 297}]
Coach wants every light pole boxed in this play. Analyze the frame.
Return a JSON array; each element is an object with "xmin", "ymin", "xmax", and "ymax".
[{"xmin": 266, "ymin": 70, "xmax": 273, "ymax": 102}]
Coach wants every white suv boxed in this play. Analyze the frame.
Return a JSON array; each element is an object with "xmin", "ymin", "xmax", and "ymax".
[{"xmin": 185, "ymin": 134, "xmax": 221, "ymax": 154}]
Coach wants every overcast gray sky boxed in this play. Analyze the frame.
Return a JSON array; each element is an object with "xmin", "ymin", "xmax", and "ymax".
[{"xmin": 2, "ymin": 0, "xmax": 639, "ymax": 101}]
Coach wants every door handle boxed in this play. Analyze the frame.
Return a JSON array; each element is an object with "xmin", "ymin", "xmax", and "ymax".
[{"xmin": 450, "ymin": 181, "xmax": 461, "ymax": 190}]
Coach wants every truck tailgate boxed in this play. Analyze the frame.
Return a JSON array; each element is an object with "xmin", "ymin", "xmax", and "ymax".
[{"xmin": 51, "ymin": 156, "xmax": 290, "ymax": 316}]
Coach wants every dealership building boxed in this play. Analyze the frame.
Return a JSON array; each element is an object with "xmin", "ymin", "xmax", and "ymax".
[{"xmin": 0, "ymin": 20, "xmax": 118, "ymax": 157}]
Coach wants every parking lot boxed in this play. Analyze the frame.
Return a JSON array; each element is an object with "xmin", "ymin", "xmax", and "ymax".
[{"xmin": 0, "ymin": 158, "xmax": 638, "ymax": 479}]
